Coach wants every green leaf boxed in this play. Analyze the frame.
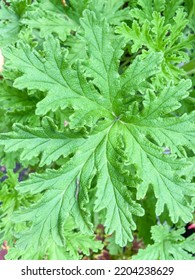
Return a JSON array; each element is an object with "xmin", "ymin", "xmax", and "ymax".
[
  {"xmin": 129, "ymin": 0, "xmax": 183, "ymax": 24},
  {"xmin": 3, "ymin": 36, "xmax": 112, "ymax": 128},
  {"xmin": 133, "ymin": 225, "xmax": 195, "ymax": 260},
  {"xmin": 117, "ymin": 5, "xmax": 192, "ymax": 79},
  {"xmin": 88, "ymin": 0, "xmax": 131, "ymax": 25},
  {"xmin": 10, "ymin": 125, "xmax": 144, "ymax": 248},
  {"xmin": 0, "ymin": 2, "xmax": 19, "ymax": 47},
  {"xmin": 22, "ymin": 2, "xmax": 77, "ymax": 41},
  {"xmin": 0, "ymin": 81, "xmax": 37, "ymax": 112},
  {"xmin": 93, "ymin": 125, "xmax": 144, "ymax": 245},
  {"xmin": 67, "ymin": 0, "xmax": 89, "ymax": 20},
  {"xmin": 115, "ymin": 121, "xmax": 194, "ymax": 223},
  {"xmin": 120, "ymin": 51, "xmax": 163, "ymax": 95},
  {"xmin": 11, "ymin": 160, "xmax": 94, "ymax": 251},
  {"xmin": 182, "ymin": 58, "xmax": 195, "ymax": 75},
  {"xmin": 0, "ymin": 117, "xmax": 85, "ymax": 166},
  {"xmin": 0, "ymin": 171, "xmax": 20, "ymax": 244},
  {"xmin": 5, "ymin": 217, "xmax": 102, "ymax": 260},
  {"xmin": 142, "ymin": 80, "xmax": 192, "ymax": 118},
  {"xmin": 0, "ymin": 0, "xmax": 27, "ymax": 47},
  {"xmin": 164, "ymin": 0, "xmax": 183, "ymax": 23},
  {"xmin": 63, "ymin": 217, "xmax": 103, "ymax": 259},
  {"xmin": 80, "ymin": 10, "xmax": 125, "ymax": 103},
  {"xmin": 135, "ymin": 188, "xmax": 157, "ymax": 244}
]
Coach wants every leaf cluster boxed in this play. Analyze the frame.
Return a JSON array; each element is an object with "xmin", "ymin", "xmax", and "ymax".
[{"xmin": 0, "ymin": 0, "xmax": 194, "ymax": 260}]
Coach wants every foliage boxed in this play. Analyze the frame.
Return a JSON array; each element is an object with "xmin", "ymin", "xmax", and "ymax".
[
  {"xmin": 133, "ymin": 225, "xmax": 195, "ymax": 260},
  {"xmin": 0, "ymin": 0, "xmax": 194, "ymax": 260}
]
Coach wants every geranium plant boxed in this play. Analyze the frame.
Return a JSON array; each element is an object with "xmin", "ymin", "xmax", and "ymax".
[{"xmin": 0, "ymin": 0, "xmax": 194, "ymax": 260}]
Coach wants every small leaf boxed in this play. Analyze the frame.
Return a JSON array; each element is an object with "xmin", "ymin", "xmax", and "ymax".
[{"xmin": 133, "ymin": 225, "xmax": 195, "ymax": 260}]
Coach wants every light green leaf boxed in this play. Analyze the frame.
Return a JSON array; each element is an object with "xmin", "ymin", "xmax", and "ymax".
[
  {"xmin": 12, "ymin": 155, "xmax": 95, "ymax": 251},
  {"xmin": 0, "ymin": 1, "xmax": 22, "ymax": 46},
  {"xmin": 142, "ymin": 80, "xmax": 192, "ymax": 118},
  {"xmin": 22, "ymin": 5, "xmax": 77, "ymax": 41},
  {"xmin": 0, "ymin": 81, "xmax": 37, "ymax": 112},
  {"xmin": 11, "ymin": 126, "xmax": 144, "ymax": 248},
  {"xmin": 117, "ymin": 5, "xmax": 192, "ymax": 79},
  {"xmin": 133, "ymin": 225, "xmax": 195, "ymax": 260},
  {"xmin": 3, "ymin": 36, "xmax": 112, "ymax": 128},
  {"xmin": 5, "ymin": 217, "xmax": 102, "ymax": 260},
  {"xmin": 120, "ymin": 52, "xmax": 163, "ymax": 95},
  {"xmin": 0, "ymin": 117, "xmax": 85, "ymax": 166},
  {"xmin": 80, "ymin": 10, "xmax": 124, "ymax": 102},
  {"xmin": 93, "ymin": 125, "xmax": 144, "ymax": 245},
  {"xmin": 164, "ymin": 0, "xmax": 183, "ymax": 23},
  {"xmin": 63, "ymin": 217, "xmax": 103, "ymax": 259},
  {"xmin": 117, "ymin": 121, "xmax": 194, "ymax": 223},
  {"xmin": 88, "ymin": 0, "xmax": 131, "ymax": 25},
  {"xmin": 129, "ymin": 0, "xmax": 183, "ymax": 24}
]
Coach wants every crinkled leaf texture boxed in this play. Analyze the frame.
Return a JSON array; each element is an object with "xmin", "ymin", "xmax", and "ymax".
[
  {"xmin": 5, "ymin": 216, "xmax": 103, "ymax": 260},
  {"xmin": 116, "ymin": 0, "xmax": 193, "ymax": 79},
  {"xmin": 22, "ymin": 0, "xmax": 77, "ymax": 41},
  {"xmin": 0, "ymin": 1, "xmax": 21, "ymax": 46},
  {"xmin": 133, "ymin": 225, "xmax": 195, "ymax": 260},
  {"xmin": 0, "ymin": 9, "xmax": 194, "ymax": 258}
]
